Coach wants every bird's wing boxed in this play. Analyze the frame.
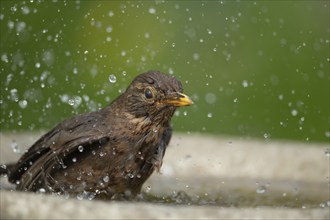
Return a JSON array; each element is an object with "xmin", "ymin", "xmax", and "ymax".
[
  {"xmin": 8, "ymin": 110, "xmax": 111, "ymax": 190},
  {"xmin": 150, "ymin": 126, "xmax": 172, "ymax": 172}
]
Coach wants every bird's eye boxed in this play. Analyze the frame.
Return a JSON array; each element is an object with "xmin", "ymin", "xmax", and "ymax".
[{"xmin": 145, "ymin": 88, "xmax": 153, "ymax": 99}]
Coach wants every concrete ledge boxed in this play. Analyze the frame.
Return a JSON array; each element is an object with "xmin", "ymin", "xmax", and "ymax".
[
  {"xmin": 1, "ymin": 190, "xmax": 328, "ymax": 220},
  {"xmin": 1, "ymin": 132, "xmax": 329, "ymax": 219}
]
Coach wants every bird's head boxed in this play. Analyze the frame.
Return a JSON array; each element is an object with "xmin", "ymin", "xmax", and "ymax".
[{"xmin": 119, "ymin": 71, "xmax": 193, "ymax": 122}]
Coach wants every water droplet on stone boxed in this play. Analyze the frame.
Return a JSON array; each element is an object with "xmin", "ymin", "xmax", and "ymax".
[
  {"xmin": 38, "ymin": 188, "xmax": 46, "ymax": 194},
  {"xmin": 72, "ymin": 157, "xmax": 77, "ymax": 163},
  {"xmin": 324, "ymin": 148, "xmax": 330, "ymax": 157},
  {"xmin": 11, "ymin": 140, "xmax": 20, "ymax": 153},
  {"xmin": 108, "ymin": 74, "xmax": 117, "ymax": 83},
  {"xmin": 76, "ymin": 193, "xmax": 84, "ymax": 200},
  {"xmin": 256, "ymin": 185, "xmax": 267, "ymax": 194},
  {"xmin": 146, "ymin": 186, "xmax": 151, "ymax": 193},
  {"xmin": 263, "ymin": 133, "xmax": 270, "ymax": 139}
]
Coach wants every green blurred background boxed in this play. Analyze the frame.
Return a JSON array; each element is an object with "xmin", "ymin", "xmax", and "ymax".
[{"xmin": 0, "ymin": 1, "xmax": 329, "ymax": 143}]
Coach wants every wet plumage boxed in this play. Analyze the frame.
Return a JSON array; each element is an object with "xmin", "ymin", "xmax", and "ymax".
[{"xmin": 1, "ymin": 71, "xmax": 192, "ymax": 199}]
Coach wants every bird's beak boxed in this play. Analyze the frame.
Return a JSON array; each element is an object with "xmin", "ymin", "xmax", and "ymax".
[{"xmin": 162, "ymin": 92, "xmax": 193, "ymax": 107}]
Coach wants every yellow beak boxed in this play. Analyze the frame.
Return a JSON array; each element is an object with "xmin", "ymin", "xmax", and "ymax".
[{"xmin": 162, "ymin": 92, "xmax": 193, "ymax": 107}]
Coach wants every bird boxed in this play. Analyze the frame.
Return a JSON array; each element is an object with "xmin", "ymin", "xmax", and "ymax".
[{"xmin": 0, "ymin": 71, "xmax": 193, "ymax": 200}]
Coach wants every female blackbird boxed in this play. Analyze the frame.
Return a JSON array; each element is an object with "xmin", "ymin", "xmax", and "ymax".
[{"xmin": 0, "ymin": 71, "xmax": 192, "ymax": 199}]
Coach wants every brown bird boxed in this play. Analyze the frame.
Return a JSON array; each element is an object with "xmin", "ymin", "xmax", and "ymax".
[{"xmin": 0, "ymin": 71, "xmax": 192, "ymax": 200}]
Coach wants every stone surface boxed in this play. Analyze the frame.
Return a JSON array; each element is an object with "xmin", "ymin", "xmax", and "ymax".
[{"xmin": 1, "ymin": 132, "xmax": 329, "ymax": 219}]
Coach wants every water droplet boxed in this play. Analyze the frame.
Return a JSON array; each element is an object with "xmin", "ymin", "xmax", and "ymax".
[
  {"xmin": 205, "ymin": 92, "xmax": 216, "ymax": 104},
  {"xmin": 10, "ymin": 89, "xmax": 19, "ymax": 102},
  {"xmin": 233, "ymin": 98, "xmax": 238, "ymax": 103},
  {"xmin": 68, "ymin": 99, "xmax": 75, "ymax": 106},
  {"xmin": 136, "ymin": 174, "xmax": 141, "ymax": 178},
  {"xmin": 35, "ymin": 62, "xmax": 41, "ymax": 68},
  {"xmin": 325, "ymin": 148, "xmax": 330, "ymax": 157},
  {"xmin": 76, "ymin": 192, "xmax": 84, "ymax": 200},
  {"xmin": 11, "ymin": 140, "xmax": 20, "ymax": 153},
  {"xmin": 87, "ymin": 193, "xmax": 95, "ymax": 200},
  {"xmin": 72, "ymin": 157, "xmax": 77, "ymax": 163},
  {"xmin": 183, "ymin": 111, "xmax": 188, "ymax": 116},
  {"xmin": 327, "ymin": 200, "xmax": 330, "ymax": 207},
  {"xmin": 99, "ymin": 152, "xmax": 106, "ymax": 157},
  {"xmin": 78, "ymin": 145, "xmax": 84, "ymax": 152},
  {"xmin": 106, "ymin": 25, "xmax": 113, "ymax": 33},
  {"xmin": 263, "ymin": 133, "xmax": 270, "ymax": 139},
  {"xmin": 291, "ymin": 109, "xmax": 298, "ymax": 116},
  {"xmin": 256, "ymin": 185, "xmax": 267, "ymax": 194},
  {"xmin": 103, "ymin": 175, "xmax": 109, "ymax": 182},
  {"xmin": 207, "ymin": 112, "xmax": 212, "ymax": 118},
  {"xmin": 18, "ymin": 100, "xmax": 28, "ymax": 109},
  {"xmin": 108, "ymin": 10, "xmax": 114, "ymax": 17},
  {"xmin": 148, "ymin": 7, "xmax": 156, "ymax": 14},
  {"xmin": 320, "ymin": 203, "xmax": 326, "ymax": 208},
  {"xmin": 192, "ymin": 53, "xmax": 200, "ymax": 60},
  {"xmin": 146, "ymin": 186, "xmax": 151, "ymax": 193},
  {"xmin": 38, "ymin": 188, "xmax": 46, "ymax": 194},
  {"xmin": 108, "ymin": 74, "xmax": 117, "ymax": 83},
  {"xmin": 242, "ymin": 80, "xmax": 249, "ymax": 88},
  {"xmin": 278, "ymin": 94, "xmax": 284, "ymax": 100}
]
